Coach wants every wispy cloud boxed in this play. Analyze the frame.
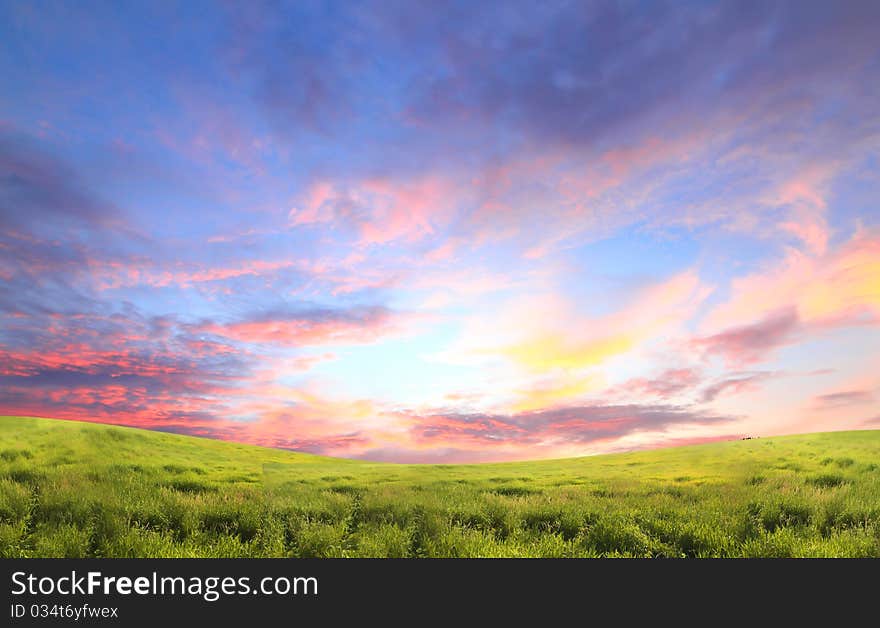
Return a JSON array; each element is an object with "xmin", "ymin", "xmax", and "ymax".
[
  {"xmin": 691, "ymin": 309, "xmax": 800, "ymax": 366},
  {"xmin": 700, "ymin": 372, "xmax": 778, "ymax": 403},
  {"xmin": 195, "ymin": 305, "xmax": 405, "ymax": 346},
  {"xmin": 813, "ymin": 390, "xmax": 875, "ymax": 408},
  {"xmin": 408, "ymin": 404, "xmax": 732, "ymax": 448}
]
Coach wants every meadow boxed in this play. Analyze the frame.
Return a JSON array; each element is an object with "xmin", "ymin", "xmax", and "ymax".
[{"xmin": 1, "ymin": 416, "xmax": 879, "ymax": 558}]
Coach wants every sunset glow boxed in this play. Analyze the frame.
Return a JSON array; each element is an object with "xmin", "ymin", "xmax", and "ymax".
[{"xmin": 1, "ymin": 1, "xmax": 879, "ymax": 462}]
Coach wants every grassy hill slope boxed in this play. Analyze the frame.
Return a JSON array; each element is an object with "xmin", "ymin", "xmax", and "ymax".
[{"xmin": 2, "ymin": 416, "xmax": 879, "ymax": 557}]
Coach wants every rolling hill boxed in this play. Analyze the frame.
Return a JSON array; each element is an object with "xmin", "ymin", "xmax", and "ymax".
[{"xmin": 2, "ymin": 416, "xmax": 879, "ymax": 557}]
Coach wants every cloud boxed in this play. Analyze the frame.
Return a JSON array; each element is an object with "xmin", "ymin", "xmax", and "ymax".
[
  {"xmin": 617, "ymin": 368, "xmax": 703, "ymax": 400},
  {"xmin": 409, "ymin": 403, "xmax": 731, "ymax": 448},
  {"xmin": 200, "ymin": 1, "xmax": 878, "ymax": 268},
  {"xmin": 0, "ymin": 299, "xmax": 379, "ymax": 457},
  {"xmin": 502, "ymin": 333, "xmax": 634, "ymax": 372},
  {"xmin": 462, "ymin": 270, "xmax": 711, "ymax": 374},
  {"xmin": 691, "ymin": 230, "xmax": 880, "ymax": 371},
  {"xmin": 289, "ymin": 176, "xmax": 459, "ymax": 246},
  {"xmin": 0, "ymin": 129, "xmax": 165, "ymax": 297},
  {"xmin": 700, "ymin": 372, "xmax": 777, "ymax": 403},
  {"xmin": 0, "ymin": 130, "xmax": 115, "ymax": 230},
  {"xmin": 0, "ymin": 278, "xmax": 265, "ymax": 433},
  {"xmin": 703, "ymin": 230, "xmax": 880, "ymax": 333},
  {"xmin": 148, "ymin": 421, "xmax": 371, "ymax": 457},
  {"xmin": 91, "ymin": 259, "xmax": 299, "ymax": 290},
  {"xmin": 212, "ymin": 1, "xmax": 880, "ymax": 162},
  {"xmin": 351, "ymin": 446, "xmax": 521, "ymax": 465},
  {"xmin": 221, "ymin": 1, "xmax": 362, "ymax": 137},
  {"xmin": 813, "ymin": 390, "xmax": 875, "ymax": 408},
  {"xmin": 774, "ymin": 165, "xmax": 834, "ymax": 255},
  {"xmin": 0, "ymin": 305, "xmax": 249, "ymax": 426},
  {"xmin": 195, "ymin": 304, "xmax": 403, "ymax": 346},
  {"xmin": 510, "ymin": 377, "xmax": 596, "ymax": 413},
  {"xmin": 353, "ymin": 430, "xmax": 744, "ymax": 463},
  {"xmin": 398, "ymin": 2, "xmax": 877, "ymax": 146},
  {"xmin": 691, "ymin": 308, "xmax": 800, "ymax": 366},
  {"xmin": 181, "ymin": 2, "xmax": 880, "ymax": 270}
]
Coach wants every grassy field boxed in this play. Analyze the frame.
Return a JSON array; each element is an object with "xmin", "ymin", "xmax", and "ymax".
[{"xmin": 1, "ymin": 416, "xmax": 879, "ymax": 558}]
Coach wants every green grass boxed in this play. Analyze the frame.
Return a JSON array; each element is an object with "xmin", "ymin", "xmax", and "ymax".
[{"xmin": 2, "ymin": 416, "xmax": 879, "ymax": 557}]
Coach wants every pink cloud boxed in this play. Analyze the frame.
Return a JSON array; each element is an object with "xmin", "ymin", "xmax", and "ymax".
[
  {"xmin": 703, "ymin": 229, "xmax": 880, "ymax": 333},
  {"xmin": 358, "ymin": 177, "xmax": 453, "ymax": 245},
  {"xmin": 287, "ymin": 181, "xmax": 337, "ymax": 226},
  {"xmin": 690, "ymin": 308, "xmax": 800, "ymax": 366},
  {"xmin": 288, "ymin": 176, "xmax": 459, "ymax": 246},
  {"xmin": 812, "ymin": 389, "xmax": 875, "ymax": 408},
  {"xmin": 407, "ymin": 403, "xmax": 731, "ymax": 449},
  {"xmin": 773, "ymin": 164, "xmax": 835, "ymax": 256},
  {"xmin": 700, "ymin": 371, "xmax": 777, "ymax": 402},
  {"xmin": 617, "ymin": 368, "xmax": 703, "ymax": 399},
  {"xmin": 196, "ymin": 305, "xmax": 401, "ymax": 346},
  {"xmin": 90, "ymin": 258, "xmax": 298, "ymax": 290}
]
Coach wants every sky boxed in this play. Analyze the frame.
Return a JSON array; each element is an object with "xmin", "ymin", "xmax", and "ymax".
[{"xmin": 1, "ymin": 1, "xmax": 879, "ymax": 463}]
